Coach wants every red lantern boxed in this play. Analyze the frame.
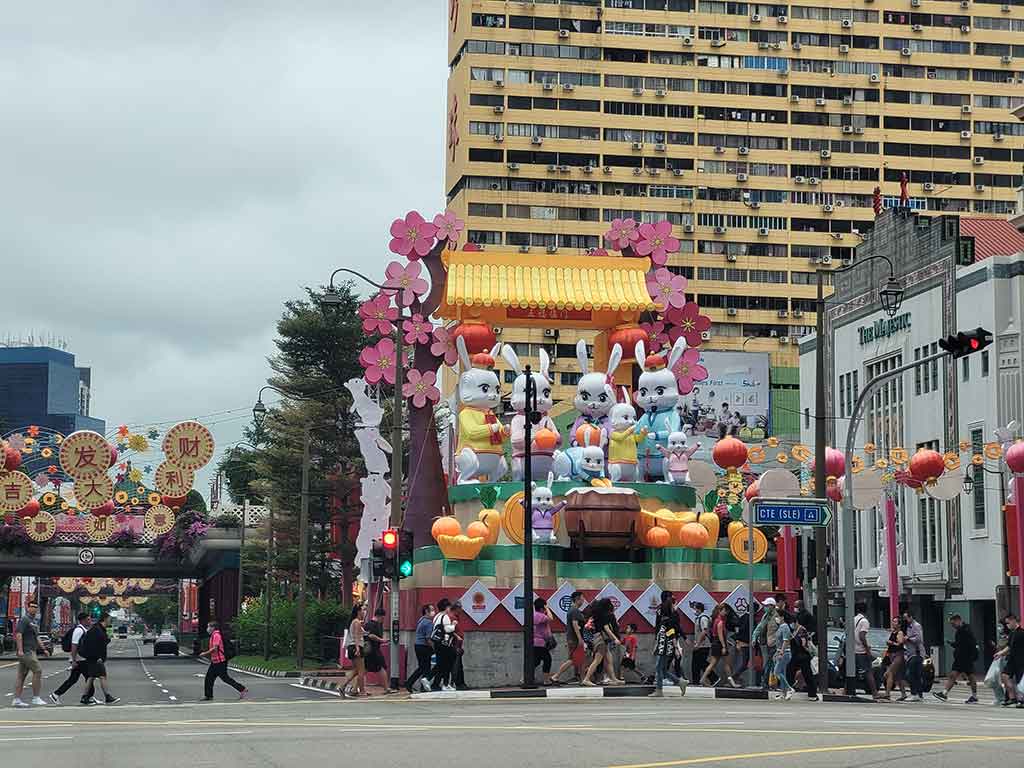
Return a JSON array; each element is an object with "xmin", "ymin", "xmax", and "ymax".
[
  {"xmin": 16, "ymin": 499, "xmax": 40, "ymax": 519},
  {"xmin": 94, "ymin": 500, "xmax": 115, "ymax": 517},
  {"xmin": 908, "ymin": 448, "xmax": 945, "ymax": 484},
  {"xmin": 894, "ymin": 469, "xmax": 922, "ymax": 490},
  {"xmin": 1006, "ymin": 441, "xmax": 1024, "ymax": 474},
  {"xmin": 3, "ymin": 446, "xmax": 22, "ymax": 472},
  {"xmin": 451, "ymin": 321, "xmax": 496, "ymax": 356},
  {"xmin": 744, "ymin": 480, "xmax": 760, "ymax": 501},
  {"xmin": 609, "ymin": 323, "xmax": 648, "ymax": 361},
  {"xmin": 712, "ymin": 436, "xmax": 748, "ymax": 470},
  {"xmin": 162, "ymin": 494, "xmax": 187, "ymax": 510},
  {"xmin": 826, "ymin": 481, "xmax": 843, "ymax": 503},
  {"xmin": 108, "ymin": 444, "xmax": 119, "ymax": 465},
  {"xmin": 811, "ymin": 447, "xmax": 846, "ymax": 479}
]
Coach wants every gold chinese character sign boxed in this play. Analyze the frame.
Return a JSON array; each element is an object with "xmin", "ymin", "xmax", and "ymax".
[
  {"xmin": 162, "ymin": 421, "xmax": 215, "ymax": 471},
  {"xmin": 26, "ymin": 511, "xmax": 56, "ymax": 542},
  {"xmin": 145, "ymin": 504, "xmax": 176, "ymax": 535},
  {"xmin": 0, "ymin": 471, "xmax": 34, "ymax": 512},
  {"xmin": 72, "ymin": 474, "xmax": 114, "ymax": 510},
  {"xmin": 85, "ymin": 514, "xmax": 114, "ymax": 543},
  {"xmin": 58, "ymin": 431, "xmax": 112, "ymax": 481},
  {"xmin": 154, "ymin": 460, "xmax": 195, "ymax": 496}
]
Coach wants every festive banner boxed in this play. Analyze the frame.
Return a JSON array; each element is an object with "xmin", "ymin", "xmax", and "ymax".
[{"xmin": 458, "ymin": 580, "xmax": 501, "ymax": 626}]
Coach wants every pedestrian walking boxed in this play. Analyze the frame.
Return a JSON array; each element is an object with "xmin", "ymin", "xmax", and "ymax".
[
  {"xmin": 11, "ymin": 601, "xmax": 49, "ymax": 708},
  {"xmin": 620, "ymin": 623, "xmax": 645, "ymax": 683},
  {"xmin": 79, "ymin": 612, "xmax": 119, "ymax": 706},
  {"xmin": 786, "ymin": 611, "xmax": 819, "ymax": 702},
  {"xmin": 690, "ymin": 601, "xmax": 711, "ymax": 684},
  {"xmin": 581, "ymin": 598, "xmax": 623, "ymax": 687},
  {"xmin": 340, "ymin": 603, "xmax": 369, "ymax": 698},
  {"xmin": 533, "ymin": 598, "xmax": 557, "ymax": 686},
  {"xmin": 199, "ymin": 621, "xmax": 247, "ymax": 701},
  {"xmin": 753, "ymin": 597, "xmax": 781, "ymax": 690},
  {"xmin": 902, "ymin": 607, "xmax": 926, "ymax": 702},
  {"xmin": 364, "ymin": 608, "xmax": 391, "ymax": 690},
  {"xmin": 731, "ymin": 608, "xmax": 751, "ymax": 684},
  {"xmin": 773, "ymin": 611, "xmax": 794, "ymax": 701},
  {"xmin": 554, "ymin": 591, "xmax": 585, "ymax": 684},
  {"xmin": 996, "ymin": 613, "xmax": 1024, "ymax": 708},
  {"xmin": 430, "ymin": 598, "xmax": 458, "ymax": 692},
  {"xmin": 405, "ymin": 604, "xmax": 436, "ymax": 693},
  {"xmin": 934, "ymin": 613, "xmax": 980, "ymax": 703},
  {"xmin": 699, "ymin": 604, "xmax": 737, "ymax": 688},
  {"xmin": 49, "ymin": 612, "xmax": 91, "ymax": 705},
  {"xmin": 450, "ymin": 601, "xmax": 468, "ymax": 690},
  {"xmin": 879, "ymin": 617, "xmax": 908, "ymax": 701},
  {"xmin": 649, "ymin": 591, "xmax": 687, "ymax": 697},
  {"xmin": 852, "ymin": 602, "xmax": 880, "ymax": 698}
]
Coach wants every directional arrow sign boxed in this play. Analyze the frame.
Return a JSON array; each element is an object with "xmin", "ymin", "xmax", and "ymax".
[{"xmin": 752, "ymin": 497, "xmax": 832, "ymax": 527}]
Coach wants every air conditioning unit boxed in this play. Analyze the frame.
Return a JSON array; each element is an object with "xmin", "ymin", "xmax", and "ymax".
[
  {"xmin": 580, "ymin": 165, "xmax": 593, "ymax": 175},
  {"xmin": 814, "ymin": 97, "xmax": 826, "ymax": 107},
  {"xmin": 546, "ymin": 244, "xmax": 559, "ymax": 253},
  {"xmin": 779, "ymin": 336, "xmax": 791, "ymax": 344},
  {"xmin": 751, "ymin": 13, "xmax": 762, "ymax": 22},
  {"xmin": 960, "ymin": 130, "xmax": 972, "ymax": 140},
  {"xmin": 543, "ymin": 82, "xmax": 555, "ymax": 91},
  {"xmin": 543, "ymin": 329, "xmax": 558, "ymax": 338},
  {"xmin": 632, "ymin": 141, "xmax": 644, "ymax": 150},
  {"xmin": 736, "ymin": 172, "xmax": 749, "ymax": 182},
  {"xmin": 778, "ymin": 309, "xmax": 789, "ymax": 318},
  {"xmin": 492, "ymin": 327, "xmax": 503, "ymax": 335},
  {"xmin": 506, "ymin": 161, "xmax": 521, "ymax": 171},
  {"xmin": 870, "ymin": 72, "xmax": 881, "ymax": 83},
  {"xmin": 777, "ymin": 15, "xmax": 788, "ymax": 23},
  {"xmin": 795, "ymin": 175, "xmax": 806, "ymax": 184},
  {"xmin": 700, "ymin": 331, "xmax": 712, "ymax": 341},
  {"xmin": 727, "ymin": 308, "xmax": 739, "ymax": 316},
  {"xmin": 841, "ymin": 18, "xmax": 853, "ymax": 29},
  {"xmin": 793, "ymin": 310, "xmax": 804, "ymax": 318},
  {"xmin": 842, "ymin": 125, "xmax": 855, "ymax": 134},
  {"xmin": 962, "ymin": 104, "xmax": 973, "ymax": 114},
  {"xmin": 603, "ymin": 165, "xmax": 613, "ymax": 174},
  {"xmin": 562, "ymin": 83, "xmax": 575, "ymax": 92},
  {"xmin": 711, "ymin": 39, "xmax": 726, "ymax": 48},
  {"xmin": 749, "ymin": 200, "xmax": 761, "ymax": 209},
  {"xmin": 994, "ymin": 133, "xmax": 1005, "ymax": 142},
  {"xmin": 923, "ymin": 181, "xmax": 935, "ymax": 191},
  {"xmin": 960, "ymin": 24, "xmax": 970, "ymax": 32},
  {"xmin": 839, "ymin": 44, "xmax": 850, "ymax": 54},
  {"xmin": 682, "ymin": 35, "xmax": 694, "ymax": 45},
  {"xmin": 1002, "ymin": 2, "xmax": 1011, "ymax": 10},
  {"xmin": 854, "ymin": 126, "xmax": 865, "ymax": 134},
  {"xmin": 532, "ymin": 136, "xmax": 544, "ymax": 145},
  {"xmin": 683, "ymin": 224, "xmax": 695, "ymax": 233},
  {"xmin": 558, "ymin": 164, "xmax": 570, "ymax": 173},
  {"xmin": 726, "ymin": 254, "xmax": 738, "ymax": 262},
  {"xmin": 518, "ymin": 244, "xmax": 532, "ymax": 254},
  {"xmin": 911, "ymin": 0, "xmax": 920, "ymax": 6},
  {"xmin": 558, "ymin": 29, "xmax": 570, "ymax": 38},
  {"xmin": 778, "ymin": 68, "xmax": 789, "ymax": 77},
  {"xmin": 822, "ymin": 204, "xmax": 835, "ymax": 213},
  {"xmin": 792, "ymin": 41, "xmax": 802, "ymax": 50},
  {"xmin": 495, "ymin": 79, "xmax": 504, "ymax": 88},
  {"xmin": 547, "ymin": 164, "xmax": 558, "ymax": 172},
  {"xmin": 821, "ymin": 149, "xmax": 832, "ymax": 159},
  {"xmin": 758, "ymin": 41, "xmax": 770, "ymax": 50},
  {"xmin": 633, "ymin": 167, "xmax": 643, "ymax": 175},
  {"xmin": 758, "ymin": 226, "xmax": 770, "ymax": 236},
  {"xmin": 714, "ymin": 226, "xmax": 728, "ymax": 234},
  {"xmin": 975, "ymin": 183, "xmax": 986, "ymax": 192},
  {"xmin": 493, "ymin": 105, "xmax": 505, "ymax": 114},
  {"xmin": 961, "ymin": 0, "xmax": 970, "ymax": 7},
  {"xmin": 655, "ymin": 142, "xmax": 667, "ymax": 152},
  {"xmin": 1001, "ymin": 55, "xmax": 1014, "ymax": 64},
  {"xmin": 739, "ymin": 146, "xmax": 750, "ymax": 156},
  {"xmin": 820, "ymin": 255, "xmax": 834, "ymax": 264},
  {"xmin": 829, "ymin": 234, "xmax": 842, "ymax": 242},
  {"xmin": 771, "ymin": 41, "xmax": 783, "ymax": 50},
  {"xmin": 648, "ymin": 168, "xmax": 661, "ymax": 176},
  {"xmin": 901, "ymin": 47, "xmax": 912, "ymax": 57},
  {"xmin": 673, "ymin": 168, "xmax": 685, "ymax": 176},
  {"xmin": 655, "ymin": 88, "xmax": 667, "ymax": 97},
  {"xmin": 809, "ymin": 177, "xmax": 820, "ymax": 185},
  {"xmin": 633, "ymin": 86, "xmax": 645, "ymax": 96},
  {"xmin": 790, "ymin": 95, "xmax": 801, "ymax": 103},
  {"xmin": 973, "ymin": 156, "xmax": 984, "ymax": 165},
  {"xmin": 493, "ymin": 134, "xmax": 504, "ymax": 143},
  {"xmin": 613, "ymin": 188, "xmax": 623, "ymax": 195},
  {"xmin": 842, "ymin": 95, "xmax": 853, "ymax": 106},
  {"xmin": 912, "ymin": 24, "xmax": 923, "ymax": 32}
]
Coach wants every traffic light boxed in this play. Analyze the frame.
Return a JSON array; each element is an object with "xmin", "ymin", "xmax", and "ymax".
[
  {"xmin": 371, "ymin": 539, "xmax": 385, "ymax": 581},
  {"xmin": 381, "ymin": 527, "xmax": 398, "ymax": 579},
  {"xmin": 398, "ymin": 529, "xmax": 414, "ymax": 580},
  {"xmin": 938, "ymin": 327, "xmax": 993, "ymax": 359}
]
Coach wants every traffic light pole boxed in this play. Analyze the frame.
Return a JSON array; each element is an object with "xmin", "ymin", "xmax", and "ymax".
[{"xmin": 522, "ymin": 366, "xmax": 536, "ymax": 689}]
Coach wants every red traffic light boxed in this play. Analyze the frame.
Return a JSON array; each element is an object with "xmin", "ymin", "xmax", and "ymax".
[
  {"xmin": 970, "ymin": 338, "xmax": 980, "ymax": 350},
  {"xmin": 382, "ymin": 528, "xmax": 399, "ymax": 549}
]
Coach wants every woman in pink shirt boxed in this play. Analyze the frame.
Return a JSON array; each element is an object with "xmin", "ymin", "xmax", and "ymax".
[
  {"xmin": 200, "ymin": 621, "xmax": 247, "ymax": 700},
  {"xmin": 533, "ymin": 598, "xmax": 556, "ymax": 686}
]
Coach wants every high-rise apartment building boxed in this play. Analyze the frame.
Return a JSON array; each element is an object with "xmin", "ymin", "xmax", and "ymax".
[{"xmin": 445, "ymin": 0, "xmax": 1024, "ymax": 431}]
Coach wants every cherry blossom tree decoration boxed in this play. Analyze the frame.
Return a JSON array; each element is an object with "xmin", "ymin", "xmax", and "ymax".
[
  {"xmin": 665, "ymin": 303, "xmax": 713, "ymax": 348},
  {"xmin": 634, "ymin": 221, "xmax": 680, "ymax": 267},
  {"xmin": 403, "ymin": 369, "xmax": 441, "ymax": 409},
  {"xmin": 430, "ymin": 325, "xmax": 460, "ymax": 366},
  {"xmin": 359, "ymin": 337, "xmax": 397, "ymax": 385},
  {"xmin": 672, "ymin": 347, "xmax": 709, "ymax": 396},
  {"xmin": 382, "ymin": 261, "xmax": 429, "ymax": 307},
  {"xmin": 403, "ymin": 314, "xmax": 432, "ymax": 346},
  {"xmin": 646, "ymin": 267, "xmax": 688, "ymax": 309},
  {"xmin": 389, "ymin": 211, "xmax": 438, "ymax": 259},
  {"xmin": 358, "ymin": 293, "xmax": 399, "ymax": 335},
  {"xmin": 433, "ymin": 211, "xmax": 465, "ymax": 245},
  {"xmin": 604, "ymin": 217, "xmax": 640, "ymax": 252}
]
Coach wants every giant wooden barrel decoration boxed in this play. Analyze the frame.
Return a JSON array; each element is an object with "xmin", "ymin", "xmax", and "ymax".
[{"xmin": 563, "ymin": 489, "xmax": 641, "ymax": 548}]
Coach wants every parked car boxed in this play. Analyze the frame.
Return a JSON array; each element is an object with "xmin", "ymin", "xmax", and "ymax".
[
  {"xmin": 116, "ymin": 625, "xmax": 128, "ymax": 639},
  {"xmin": 153, "ymin": 632, "xmax": 179, "ymax": 657},
  {"xmin": 142, "ymin": 629, "xmax": 157, "ymax": 645}
]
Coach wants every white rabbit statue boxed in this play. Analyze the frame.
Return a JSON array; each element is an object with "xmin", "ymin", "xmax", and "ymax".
[
  {"xmin": 634, "ymin": 338, "xmax": 687, "ymax": 482},
  {"xmin": 524, "ymin": 472, "xmax": 568, "ymax": 544},
  {"xmin": 658, "ymin": 429, "xmax": 700, "ymax": 484},
  {"xmin": 501, "ymin": 345, "xmax": 560, "ymax": 482},
  {"xmin": 570, "ymin": 339, "xmax": 623, "ymax": 451},
  {"xmin": 607, "ymin": 388, "xmax": 647, "ymax": 483},
  {"xmin": 552, "ymin": 429, "xmax": 611, "ymax": 487},
  {"xmin": 454, "ymin": 336, "xmax": 508, "ymax": 485}
]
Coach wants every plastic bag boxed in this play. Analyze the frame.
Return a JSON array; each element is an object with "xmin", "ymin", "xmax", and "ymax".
[
  {"xmin": 984, "ymin": 658, "xmax": 1003, "ymax": 686},
  {"xmin": 1018, "ymin": 675, "xmax": 1024, "ymax": 699}
]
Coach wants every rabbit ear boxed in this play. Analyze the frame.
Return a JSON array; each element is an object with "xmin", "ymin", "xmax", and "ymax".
[
  {"xmin": 547, "ymin": 471, "xmax": 554, "ymax": 488},
  {"xmin": 489, "ymin": 342, "xmax": 502, "ymax": 359},
  {"xmin": 667, "ymin": 336, "xmax": 688, "ymax": 370},
  {"xmin": 606, "ymin": 343, "xmax": 623, "ymax": 377},
  {"xmin": 501, "ymin": 344, "xmax": 522, "ymax": 375},
  {"xmin": 538, "ymin": 348, "xmax": 550, "ymax": 381},
  {"xmin": 576, "ymin": 339, "xmax": 590, "ymax": 375},
  {"xmin": 634, "ymin": 340, "xmax": 647, "ymax": 371},
  {"xmin": 583, "ymin": 430, "xmax": 593, "ymax": 448},
  {"xmin": 619, "ymin": 386, "xmax": 629, "ymax": 403},
  {"xmin": 455, "ymin": 334, "xmax": 472, "ymax": 370}
]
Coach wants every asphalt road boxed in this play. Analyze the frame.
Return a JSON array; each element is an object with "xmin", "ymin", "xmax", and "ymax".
[
  {"xmin": 0, "ymin": 670, "xmax": 1021, "ymax": 768},
  {"xmin": 1, "ymin": 637, "xmax": 316, "ymax": 706}
]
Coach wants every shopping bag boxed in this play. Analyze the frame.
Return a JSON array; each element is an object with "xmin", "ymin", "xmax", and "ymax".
[{"xmin": 983, "ymin": 658, "xmax": 1003, "ymax": 686}]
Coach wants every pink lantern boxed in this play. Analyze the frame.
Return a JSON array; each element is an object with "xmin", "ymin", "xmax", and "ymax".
[
  {"xmin": 1006, "ymin": 441, "xmax": 1024, "ymax": 474},
  {"xmin": 811, "ymin": 447, "xmax": 846, "ymax": 479},
  {"xmin": 17, "ymin": 499, "xmax": 40, "ymax": 519},
  {"xmin": 826, "ymin": 481, "xmax": 843, "ymax": 503},
  {"xmin": 909, "ymin": 448, "xmax": 945, "ymax": 484}
]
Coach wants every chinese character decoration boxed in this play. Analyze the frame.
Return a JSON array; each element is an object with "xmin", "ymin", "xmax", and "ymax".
[
  {"xmin": 58, "ymin": 430, "xmax": 113, "ymax": 481},
  {"xmin": 25, "ymin": 511, "xmax": 56, "ymax": 543},
  {"xmin": 145, "ymin": 504, "xmax": 176, "ymax": 535},
  {"xmin": 161, "ymin": 421, "xmax": 215, "ymax": 471},
  {"xmin": 0, "ymin": 471, "xmax": 33, "ymax": 513},
  {"xmin": 72, "ymin": 474, "xmax": 114, "ymax": 511},
  {"xmin": 154, "ymin": 460, "xmax": 195, "ymax": 497}
]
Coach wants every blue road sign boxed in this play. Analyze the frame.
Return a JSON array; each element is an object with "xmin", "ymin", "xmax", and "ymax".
[{"xmin": 751, "ymin": 497, "xmax": 832, "ymax": 527}]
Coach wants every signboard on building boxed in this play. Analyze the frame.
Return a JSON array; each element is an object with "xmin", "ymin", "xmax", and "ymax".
[
  {"xmin": 678, "ymin": 350, "xmax": 771, "ymax": 440},
  {"xmin": 857, "ymin": 312, "xmax": 912, "ymax": 345}
]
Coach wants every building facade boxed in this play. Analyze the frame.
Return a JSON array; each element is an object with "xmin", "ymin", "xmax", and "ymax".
[
  {"xmin": 445, "ymin": 0, "xmax": 1024, "ymax": 434},
  {"xmin": 799, "ymin": 210, "xmax": 1024, "ymax": 670},
  {"xmin": 0, "ymin": 346, "xmax": 105, "ymax": 435}
]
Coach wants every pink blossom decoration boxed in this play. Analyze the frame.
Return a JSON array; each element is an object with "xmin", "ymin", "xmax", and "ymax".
[
  {"xmin": 646, "ymin": 267, "xmax": 688, "ymax": 309},
  {"xmin": 430, "ymin": 325, "xmax": 460, "ymax": 366},
  {"xmin": 382, "ymin": 261, "xmax": 429, "ymax": 307},
  {"xmin": 403, "ymin": 369, "xmax": 441, "ymax": 409},
  {"xmin": 34, "ymin": 472, "xmax": 49, "ymax": 488},
  {"xmin": 665, "ymin": 303, "xmax": 713, "ymax": 348},
  {"xmin": 640, "ymin": 320, "xmax": 671, "ymax": 351},
  {"xmin": 604, "ymin": 218, "xmax": 639, "ymax": 251},
  {"xmin": 433, "ymin": 211, "xmax": 465, "ymax": 243},
  {"xmin": 588, "ymin": 247, "xmax": 609, "ymax": 257},
  {"xmin": 634, "ymin": 221, "xmax": 680, "ymax": 266},
  {"xmin": 357, "ymin": 293, "xmax": 399, "ymax": 336},
  {"xmin": 389, "ymin": 211, "xmax": 438, "ymax": 259},
  {"xmin": 403, "ymin": 313, "xmax": 432, "ymax": 346},
  {"xmin": 359, "ymin": 337, "xmax": 398, "ymax": 385},
  {"xmin": 672, "ymin": 347, "xmax": 709, "ymax": 396}
]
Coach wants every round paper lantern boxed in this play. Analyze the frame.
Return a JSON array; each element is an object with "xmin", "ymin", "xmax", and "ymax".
[
  {"xmin": 826, "ymin": 481, "xmax": 843, "ymax": 503},
  {"xmin": 533, "ymin": 428, "xmax": 558, "ymax": 452},
  {"xmin": 94, "ymin": 500, "xmax": 116, "ymax": 518},
  {"xmin": 451, "ymin": 321, "xmax": 496, "ymax": 356},
  {"xmin": 744, "ymin": 480, "xmax": 760, "ymax": 501},
  {"xmin": 466, "ymin": 521, "xmax": 490, "ymax": 540},
  {"xmin": 680, "ymin": 521, "xmax": 711, "ymax": 549},
  {"xmin": 698, "ymin": 511, "xmax": 720, "ymax": 545},
  {"xmin": 908, "ymin": 448, "xmax": 945, "ymax": 484},
  {"xmin": 645, "ymin": 525, "xmax": 671, "ymax": 548},
  {"xmin": 1006, "ymin": 441, "xmax": 1024, "ymax": 474},
  {"xmin": 712, "ymin": 436, "xmax": 748, "ymax": 470},
  {"xmin": 16, "ymin": 499, "xmax": 40, "ymax": 519},
  {"xmin": 575, "ymin": 423, "xmax": 603, "ymax": 448},
  {"xmin": 610, "ymin": 323, "xmax": 648, "ymax": 361},
  {"xmin": 4, "ymin": 446, "xmax": 22, "ymax": 472},
  {"xmin": 431, "ymin": 516, "xmax": 462, "ymax": 542},
  {"xmin": 161, "ymin": 494, "xmax": 187, "ymax": 510},
  {"xmin": 108, "ymin": 444, "xmax": 119, "ymax": 465},
  {"xmin": 894, "ymin": 470, "xmax": 923, "ymax": 490},
  {"xmin": 810, "ymin": 447, "xmax": 846, "ymax": 479}
]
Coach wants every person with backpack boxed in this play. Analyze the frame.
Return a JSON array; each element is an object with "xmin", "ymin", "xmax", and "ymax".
[
  {"xmin": 431, "ymin": 598, "xmax": 458, "ymax": 692},
  {"xmin": 79, "ymin": 612, "xmax": 119, "ymax": 706},
  {"xmin": 933, "ymin": 613, "xmax": 979, "ymax": 703},
  {"xmin": 691, "ymin": 601, "xmax": 712, "ymax": 684},
  {"xmin": 786, "ymin": 611, "xmax": 819, "ymax": 701},
  {"xmin": 49, "ymin": 612, "xmax": 91, "ymax": 704},
  {"xmin": 649, "ymin": 591, "xmax": 687, "ymax": 697},
  {"xmin": 200, "ymin": 621, "xmax": 247, "ymax": 701},
  {"xmin": 405, "ymin": 604, "xmax": 436, "ymax": 693}
]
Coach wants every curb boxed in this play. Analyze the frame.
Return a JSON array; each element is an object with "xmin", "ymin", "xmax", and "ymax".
[
  {"xmin": 228, "ymin": 664, "xmax": 300, "ymax": 678},
  {"xmin": 300, "ymin": 677, "xmax": 345, "ymax": 692},
  {"xmin": 409, "ymin": 685, "xmax": 872, "ymax": 702}
]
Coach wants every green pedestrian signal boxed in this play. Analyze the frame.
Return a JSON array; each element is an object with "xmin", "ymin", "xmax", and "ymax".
[
  {"xmin": 399, "ymin": 559, "xmax": 413, "ymax": 578},
  {"xmin": 398, "ymin": 529, "xmax": 415, "ymax": 580}
]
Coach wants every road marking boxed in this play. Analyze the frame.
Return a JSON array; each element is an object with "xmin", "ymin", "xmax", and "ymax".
[
  {"xmin": 602, "ymin": 736, "xmax": 1024, "ymax": 768},
  {"xmin": 0, "ymin": 663, "xmax": 18, "ymax": 670},
  {"xmin": 169, "ymin": 697, "xmax": 178, "ymax": 702},
  {"xmin": 0, "ymin": 736, "xmax": 73, "ymax": 743},
  {"xmin": 168, "ymin": 730, "xmax": 253, "ymax": 737},
  {"xmin": 0, "ymin": 724, "xmax": 74, "ymax": 729},
  {"xmin": 290, "ymin": 684, "xmax": 340, "ymax": 697}
]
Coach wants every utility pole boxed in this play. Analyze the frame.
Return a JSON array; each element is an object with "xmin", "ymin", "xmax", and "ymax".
[
  {"xmin": 388, "ymin": 327, "xmax": 404, "ymax": 691},
  {"xmin": 264, "ymin": 504, "xmax": 274, "ymax": 661},
  {"xmin": 813, "ymin": 269, "xmax": 829, "ymax": 693},
  {"xmin": 296, "ymin": 424, "xmax": 311, "ymax": 671}
]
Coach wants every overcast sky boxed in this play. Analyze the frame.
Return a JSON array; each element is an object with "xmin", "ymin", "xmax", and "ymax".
[{"xmin": 2, "ymin": 3, "xmax": 447, "ymax": 500}]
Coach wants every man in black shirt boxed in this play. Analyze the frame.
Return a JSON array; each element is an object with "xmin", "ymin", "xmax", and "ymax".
[
  {"xmin": 998, "ymin": 613, "xmax": 1024, "ymax": 708},
  {"xmin": 934, "ymin": 613, "xmax": 979, "ymax": 703},
  {"xmin": 79, "ymin": 612, "xmax": 119, "ymax": 706}
]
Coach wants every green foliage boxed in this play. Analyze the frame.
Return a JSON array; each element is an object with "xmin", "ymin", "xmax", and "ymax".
[
  {"xmin": 478, "ymin": 485, "xmax": 499, "ymax": 508},
  {"xmin": 233, "ymin": 595, "xmax": 349, "ymax": 660},
  {"xmin": 701, "ymin": 489, "xmax": 719, "ymax": 514},
  {"xmin": 212, "ymin": 514, "xmax": 240, "ymax": 529},
  {"xmin": 133, "ymin": 596, "xmax": 178, "ymax": 631}
]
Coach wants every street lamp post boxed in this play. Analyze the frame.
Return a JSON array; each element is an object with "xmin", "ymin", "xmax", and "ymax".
[
  {"xmin": 815, "ymin": 254, "xmax": 904, "ymax": 693},
  {"xmin": 522, "ymin": 365, "xmax": 539, "ymax": 689}
]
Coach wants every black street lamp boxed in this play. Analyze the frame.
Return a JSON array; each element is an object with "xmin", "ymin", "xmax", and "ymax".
[
  {"xmin": 879, "ymin": 277, "xmax": 905, "ymax": 318},
  {"xmin": 521, "ymin": 365, "xmax": 541, "ymax": 690},
  {"xmin": 962, "ymin": 471, "xmax": 974, "ymax": 496}
]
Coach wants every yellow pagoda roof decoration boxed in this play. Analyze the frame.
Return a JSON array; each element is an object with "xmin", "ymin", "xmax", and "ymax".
[{"xmin": 441, "ymin": 251, "xmax": 657, "ymax": 317}]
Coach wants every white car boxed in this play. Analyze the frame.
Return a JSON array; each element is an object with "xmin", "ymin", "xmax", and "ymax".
[{"xmin": 153, "ymin": 632, "xmax": 179, "ymax": 657}]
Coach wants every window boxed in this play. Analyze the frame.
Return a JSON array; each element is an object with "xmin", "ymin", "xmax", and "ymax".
[
  {"xmin": 962, "ymin": 356, "xmax": 970, "ymax": 382},
  {"xmin": 930, "ymin": 342, "xmax": 939, "ymax": 391},
  {"xmin": 866, "ymin": 353, "xmax": 906, "ymax": 564},
  {"xmin": 971, "ymin": 427, "xmax": 986, "ymax": 530},
  {"xmin": 560, "ymin": 372, "xmax": 582, "ymax": 386},
  {"xmin": 914, "ymin": 347, "xmax": 922, "ymax": 395},
  {"xmin": 982, "ymin": 351, "xmax": 990, "ymax": 377}
]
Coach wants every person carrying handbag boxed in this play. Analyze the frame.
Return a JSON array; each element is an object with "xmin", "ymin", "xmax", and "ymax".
[
  {"xmin": 532, "ymin": 598, "xmax": 557, "ymax": 686},
  {"xmin": 339, "ymin": 603, "xmax": 369, "ymax": 698},
  {"xmin": 649, "ymin": 591, "xmax": 688, "ymax": 697}
]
